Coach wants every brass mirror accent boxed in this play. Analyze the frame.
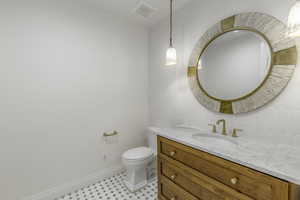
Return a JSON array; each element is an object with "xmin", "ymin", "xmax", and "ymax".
[{"xmin": 188, "ymin": 12, "xmax": 297, "ymax": 114}]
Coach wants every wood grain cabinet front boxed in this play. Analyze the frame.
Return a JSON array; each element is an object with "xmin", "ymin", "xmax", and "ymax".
[
  {"xmin": 157, "ymin": 136, "xmax": 300, "ymax": 200},
  {"xmin": 159, "ymin": 176, "xmax": 198, "ymax": 200}
]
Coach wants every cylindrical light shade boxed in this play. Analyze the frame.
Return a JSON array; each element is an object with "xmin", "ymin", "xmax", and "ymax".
[
  {"xmin": 166, "ymin": 47, "xmax": 177, "ymax": 66},
  {"xmin": 287, "ymin": 0, "xmax": 300, "ymax": 38}
]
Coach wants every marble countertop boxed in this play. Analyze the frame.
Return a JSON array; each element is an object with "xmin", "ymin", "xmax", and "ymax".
[{"xmin": 151, "ymin": 126, "xmax": 300, "ymax": 185}]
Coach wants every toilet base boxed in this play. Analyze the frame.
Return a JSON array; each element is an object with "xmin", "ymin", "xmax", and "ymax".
[
  {"xmin": 123, "ymin": 163, "xmax": 149, "ymax": 192},
  {"xmin": 124, "ymin": 179, "xmax": 147, "ymax": 192}
]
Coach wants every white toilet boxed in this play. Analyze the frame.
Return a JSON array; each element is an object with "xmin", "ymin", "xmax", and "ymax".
[{"xmin": 122, "ymin": 128, "xmax": 157, "ymax": 192}]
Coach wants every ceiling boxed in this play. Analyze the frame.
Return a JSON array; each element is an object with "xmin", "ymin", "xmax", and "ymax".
[{"xmin": 90, "ymin": 0, "xmax": 193, "ymax": 26}]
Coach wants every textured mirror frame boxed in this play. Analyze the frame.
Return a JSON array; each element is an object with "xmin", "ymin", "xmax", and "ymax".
[{"xmin": 188, "ymin": 12, "xmax": 298, "ymax": 114}]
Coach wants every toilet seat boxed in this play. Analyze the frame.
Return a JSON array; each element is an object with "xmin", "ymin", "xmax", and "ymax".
[{"xmin": 122, "ymin": 147, "xmax": 153, "ymax": 161}]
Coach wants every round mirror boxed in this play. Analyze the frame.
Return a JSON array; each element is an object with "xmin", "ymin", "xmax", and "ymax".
[
  {"xmin": 197, "ymin": 30, "xmax": 272, "ymax": 101},
  {"xmin": 188, "ymin": 13, "xmax": 297, "ymax": 114}
]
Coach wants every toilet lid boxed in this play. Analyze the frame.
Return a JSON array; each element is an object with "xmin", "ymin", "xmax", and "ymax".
[{"xmin": 122, "ymin": 147, "xmax": 153, "ymax": 160}]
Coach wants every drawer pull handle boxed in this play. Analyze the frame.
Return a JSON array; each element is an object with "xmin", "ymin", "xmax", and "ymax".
[
  {"xmin": 170, "ymin": 151, "xmax": 176, "ymax": 156},
  {"xmin": 171, "ymin": 174, "xmax": 177, "ymax": 180},
  {"xmin": 171, "ymin": 197, "xmax": 177, "ymax": 200},
  {"xmin": 230, "ymin": 177, "xmax": 238, "ymax": 185}
]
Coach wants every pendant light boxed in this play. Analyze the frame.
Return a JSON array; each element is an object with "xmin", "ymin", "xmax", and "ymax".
[
  {"xmin": 165, "ymin": 0, "xmax": 177, "ymax": 66},
  {"xmin": 287, "ymin": 0, "xmax": 300, "ymax": 38}
]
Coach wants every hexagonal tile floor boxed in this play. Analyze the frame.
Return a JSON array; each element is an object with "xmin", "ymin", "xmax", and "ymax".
[{"xmin": 56, "ymin": 172, "xmax": 158, "ymax": 200}]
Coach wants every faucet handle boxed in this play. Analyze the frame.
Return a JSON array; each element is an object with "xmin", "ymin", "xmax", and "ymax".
[
  {"xmin": 208, "ymin": 124, "xmax": 217, "ymax": 133},
  {"xmin": 232, "ymin": 129, "xmax": 243, "ymax": 137}
]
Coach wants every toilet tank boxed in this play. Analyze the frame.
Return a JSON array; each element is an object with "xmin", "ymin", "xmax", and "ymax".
[{"xmin": 146, "ymin": 127, "xmax": 159, "ymax": 154}]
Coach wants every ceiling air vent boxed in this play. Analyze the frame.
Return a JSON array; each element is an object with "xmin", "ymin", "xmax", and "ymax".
[{"xmin": 134, "ymin": 1, "xmax": 156, "ymax": 19}]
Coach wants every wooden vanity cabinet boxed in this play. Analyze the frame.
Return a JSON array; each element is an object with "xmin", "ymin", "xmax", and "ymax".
[{"xmin": 157, "ymin": 136, "xmax": 300, "ymax": 200}]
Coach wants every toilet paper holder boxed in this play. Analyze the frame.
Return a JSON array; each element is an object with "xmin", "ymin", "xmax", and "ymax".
[{"xmin": 103, "ymin": 130, "xmax": 119, "ymax": 137}]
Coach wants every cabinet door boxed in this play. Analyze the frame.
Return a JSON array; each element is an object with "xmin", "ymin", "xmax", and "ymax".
[
  {"xmin": 159, "ymin": 176, "xmax": 199, "ymax": 200},
  {"xmin": 159, "ymin": 155, "xmax": 254, "ymax": 200}
]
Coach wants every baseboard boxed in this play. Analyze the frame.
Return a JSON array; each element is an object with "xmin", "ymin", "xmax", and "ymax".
[{"xmin": 21, "ymin": 165, "xmax": 124, "ymax": 200}]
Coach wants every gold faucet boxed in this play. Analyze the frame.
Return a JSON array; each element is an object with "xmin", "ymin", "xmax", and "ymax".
[
  {"xmin": 216, "ymin": 119, "xmax": 227, "ymax": 135},
  {"xmin": 208, "ymin": 124, "xmax": 217, "ymax": 133},
  {"xmin": 232, "ymin": 128, "xmax": 243, "ymax": 137}
]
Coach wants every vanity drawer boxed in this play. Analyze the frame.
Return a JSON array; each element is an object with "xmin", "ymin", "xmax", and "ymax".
[
  {"xmin": 159, "ymin": 175, "xmax": 199, "ymax": 200},
  {"xmin": 160, "ymin": 156, "xmax": 253, "ymax": 200},
  {"xmin": 158, "ymin": 136, "xmax": 289, "ymax": 200}
]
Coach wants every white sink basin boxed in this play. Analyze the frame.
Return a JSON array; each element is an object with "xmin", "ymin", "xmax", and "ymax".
[{"xmin": 192, "ymin": 133, "xmax": 238, "ymax": 149}]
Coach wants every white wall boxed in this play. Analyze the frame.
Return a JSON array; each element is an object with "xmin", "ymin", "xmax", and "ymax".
[
  {"xmin": 0, "ymin": 1, "xmax": 148, "ymax": 199},
  {"xmin": 149, "ymin": 0, "xmax": 300, "ymax": 145}
]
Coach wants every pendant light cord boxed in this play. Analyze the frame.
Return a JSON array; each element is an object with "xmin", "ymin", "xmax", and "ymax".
[{"xmin": 170, "ymin": 0, "xmax": 173, "ymax": 47}]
